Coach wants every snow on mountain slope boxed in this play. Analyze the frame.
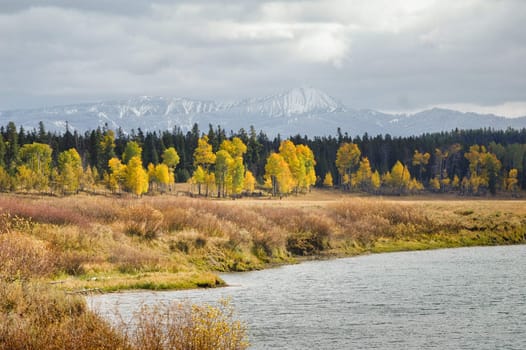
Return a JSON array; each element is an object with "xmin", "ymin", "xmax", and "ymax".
[{"xmin": 1, "ymin": 88, "xmax": 525, "ymax": 137}]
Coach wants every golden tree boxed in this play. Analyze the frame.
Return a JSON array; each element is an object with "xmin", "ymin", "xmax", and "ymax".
[
  {"xmin": 57, "ymin": 148, "xmax": 83, "ymax": 194},
  {"xmin": 125, "ymin": 156, "xmax": 149, "ymax": 196},
  {"xmin": 335, "ymin": 142, "xmax": 361, "ymax": 189},
  {"xmin": 243, "ymin": 170, "xmax": 256, "ymax": 193},
  {"xmin": 265, "ymin": 152, "xmax": 294, "ymax": 196},
  {"xmin": 323, "ymin": 172, "xmax": 333, "ymax": 187}
]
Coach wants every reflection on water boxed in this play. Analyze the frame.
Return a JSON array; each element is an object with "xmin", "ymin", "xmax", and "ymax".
[{"xmin": 89, "ymin": 245, "xmax": 526, "ymax": 349}]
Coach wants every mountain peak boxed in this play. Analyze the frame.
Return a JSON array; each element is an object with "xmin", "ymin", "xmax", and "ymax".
[{"xmin": 238, "ymin": 86, "xmax": 345, "ymax": 117}]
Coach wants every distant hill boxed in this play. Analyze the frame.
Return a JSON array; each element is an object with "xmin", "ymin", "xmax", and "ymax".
[{"xmin": 1, "ymin": 87, "xmax": 525, "ymax": 137}]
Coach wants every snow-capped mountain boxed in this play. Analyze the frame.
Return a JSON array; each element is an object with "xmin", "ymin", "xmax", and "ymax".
[{"xmin": 1, "ymin": 87, "xmax": 525, "ymax": 137}]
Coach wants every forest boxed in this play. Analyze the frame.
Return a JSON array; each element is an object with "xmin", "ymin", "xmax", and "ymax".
[{"xmin": 0, "ymin": 121, "xmax": 526, "ymax": 196}]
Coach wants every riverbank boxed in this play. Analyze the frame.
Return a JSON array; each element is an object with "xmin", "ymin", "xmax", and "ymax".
[{"xmin": 1, "ymin": 191, "xmax": 525, "ymax": 293}]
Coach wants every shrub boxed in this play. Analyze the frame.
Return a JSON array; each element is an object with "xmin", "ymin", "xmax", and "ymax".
[
  {"xmin": 124, "ymin": 205, "xmax": 164, "ymax": 239},
  {"xmin": 0, "ymin": 232, "xmax": 56, "ymax": 281},
  {"xmin": 127, "ymin": 299, "xmax": 249, "ymax": 350},
  {"xmin": 0, "ymin": 281, "xmax": 129, "ymax": 350}
]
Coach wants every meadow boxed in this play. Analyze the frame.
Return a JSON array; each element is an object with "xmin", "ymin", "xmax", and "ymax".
[
  {"xmin": 1, "ymin": 190, "xmax": 525, "ymax": 349},
  {"xmin": 1, "ymin": 189, "xmax": 525, "ymax": 291}
]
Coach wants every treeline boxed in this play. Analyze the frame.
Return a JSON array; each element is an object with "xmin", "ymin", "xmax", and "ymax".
[{"xmin": 0, "ymin": 121, "xmax": 526, "ymax": 196}]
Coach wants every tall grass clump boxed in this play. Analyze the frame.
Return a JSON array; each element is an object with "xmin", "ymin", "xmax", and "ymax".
[
  {"xmin": 128, "ymin": 299, "xmax": 249, "ymax": 350},
  {"xmin": 0, "ymin": 231, "xmax": 56, "ymax": 281}
]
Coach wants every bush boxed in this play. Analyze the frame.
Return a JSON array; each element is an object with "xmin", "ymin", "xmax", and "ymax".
[
  {"xmin": 0, "ymin": 232, "xmax": 56, "ymax": 281},
  {"xmin": 124, "ymin": 205, "xmax": 164, "ymax": 239},
  {"xmin": 127, "ymin": 299, "xmax": 249, "ymax": 350},
  {"xmin": 0, "ymin": 281, "xmax": 129, "ymax": 350}
]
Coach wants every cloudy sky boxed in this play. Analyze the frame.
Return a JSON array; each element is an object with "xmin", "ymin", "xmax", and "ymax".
[{"xmin": 1, "ymin": 0, "xmax": 525, "ymax": 116}]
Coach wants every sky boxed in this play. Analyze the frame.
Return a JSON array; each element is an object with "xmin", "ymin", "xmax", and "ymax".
[{"xmin": 1, "ymin": 0, "xmax": 525, "ymax": 117}]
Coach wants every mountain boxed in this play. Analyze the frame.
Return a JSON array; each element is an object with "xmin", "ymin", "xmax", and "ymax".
[{"xmin": 1, "ymin": 87, "xmax": 525, "ymax": 137}]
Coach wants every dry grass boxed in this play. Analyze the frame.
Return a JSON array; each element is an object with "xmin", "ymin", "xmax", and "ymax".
[
  {"xmin": 127, "ymin": 299, "xmax": 248, "ymax": 350},
  {"xmin": 0, "ymin": 281, "xmax": 246, "ymax": 350},
  {"xmin": 0, "ymin": 192, "xmax": 525, "ymax": 289},
  {"xmin": 0, "ymin": 281, "xmax": 129, "ymax": 350}
]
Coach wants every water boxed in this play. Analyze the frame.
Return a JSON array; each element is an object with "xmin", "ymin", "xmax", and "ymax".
[{"xmin": 89, "ymin": 245, "xmax": 526, "ymax": 349}]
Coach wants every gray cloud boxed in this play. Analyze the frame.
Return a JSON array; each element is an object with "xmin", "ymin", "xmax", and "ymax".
[{"xmin": 1, "ymin": 0, "xmax": 525, "ymax": 116}]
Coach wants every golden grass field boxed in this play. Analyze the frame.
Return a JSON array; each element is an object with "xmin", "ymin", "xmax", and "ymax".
[
  {"xmin": 1, "ymin": 189, "xmax": 525, "ymax": 349},
  {"xmin": 1, "ymin": 188, "xmax": 525, "ymax": 291}
]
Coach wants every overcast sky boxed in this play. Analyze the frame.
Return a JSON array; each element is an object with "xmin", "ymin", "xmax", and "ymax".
[{"xmin": 1, "ymin": 0, "xmax": 525, "ymax": 116}]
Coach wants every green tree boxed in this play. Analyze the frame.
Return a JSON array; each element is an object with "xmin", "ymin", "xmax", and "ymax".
[
  {"xmin": 296, "ymin": 144, "xmax": 317, "ymax": 192},
  {"xmin": 162, "ymin": 147, "xmax": 180, "ymax": 170},
  {"xmin": 5, "ymin": 122, "xmax": 19, "ymax": 170},
  {"xmin": 215, "ymin": 150, "xmax": 233, "ymax": 197},
  {"xmin": 122, "ymin": 141, "xmax": 143, "ymax": 164},
  {"xmin": 17, "ymin": 142, "xmax": 53, "ymax": 192},
  {"xmin": 98, "ymin": 130, "xmax": 116, "ymax": 173},
  {"xmin": 0, "ymin": 166, "xmax": 11, "ymax": 191},
  {"xmin": 0, "ymin": 133, "xmax": 6, "ymax": 168}
]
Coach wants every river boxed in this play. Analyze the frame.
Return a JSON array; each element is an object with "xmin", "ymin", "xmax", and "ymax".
[{"xmin": 89, "ymin": 245, "xmax": 526, "ymax": 349}]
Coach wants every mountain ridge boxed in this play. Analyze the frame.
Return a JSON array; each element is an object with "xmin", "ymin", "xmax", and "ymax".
[{"xmin": 1, "ymin": 87, "xmax": 525, "ymax": 137}]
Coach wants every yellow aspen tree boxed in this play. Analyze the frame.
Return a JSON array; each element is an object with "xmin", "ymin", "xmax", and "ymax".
[
  {"xmin": 265, "ymin": 152, "xmax": 293, "ymax": 197},
  {"xmin": 452, "ymin": 175, "xmax": 460, "ymax": 190},
  {"xmin": 335, "ymin": 142, "xmax": 361, "ymax": 189},
  {"xmin": 296, "ymin": 144, "xmax": 317, "ymax": 192},
  {"xmin": 147, "ymin": 163, "xmax": 156, "ymax": 189},
  {"xmin": 371, "ymin": 170, "xmax": 381, "ymax": 191},
  {"xmin": 57, "ymin": 148, "xmax": 83, "ymax": 194},
  {"xmin": 243, "ymin": 170, "xmax": 256, "ymax": 193},
  {"xmin": 154, "ymin": 163, "xmax": 171, "ymax": 193},
  {"xmin": 230, "ymin": 156, "xmax": 245, "ymax": 195},
  {"xmin": 108, "ymin": 157, "xmax": 127, "ymax": 193},
  {"xmin": 205, "ymin": 172, "xmax": 216, "ymax": 196},
  {"xmin": 215, "ymin": 150, "xmax": 233, "ymax": 197},
  {"xmin": 323, "ymin": 172, "xmax": 334, "ymax": 187},
  {"xmin": 162, "ymin": 147, "xmax": 180, "ymax": 184},
  {"xmin": 506, "ymin": 168, "xmax": 519, "ymax": 194},
  {"xmin": 279, "ymin": 140, "xmax": 300, "ymax": 191},
  {"xmin": 193, "ymin": 136, "xmax": 216, "ymax": 195},
  {"xmin": 16, "ymin": 165, "xmax": 34, "ymax": 191},
  {"xmin": 220, "ymin": 137, "xmax": 247, "ymax": 158},
  {"xmin": 81, "ymin": 166, "xmax": 95, "ymax": 192},
  {"xmin": 194, "ymin": 135, "xmax": 216, "ymax": 170},
  {"xmin": 429, "ymin": 176, "xmax": 441, "ymax": 192},
  {"xmin": 389, "ymin": 161, "xmax": 411, "ymax": 194},
  {"xmin": 191, "ymin": 165, "xmax": 206, "ymax": 195},
  {"xmin": 354, "ymin": 157, "xmax": 373, "ymax": 191},
  {"xmin": 125, "ymin": 156, "xmax": 149, "ymax": 196},
  {"xmin": 412, "ymin": 150, "xmax": 430, "ymax": 180},
  {"xmin": 409, "ymin": 178, "xmax": 424, "ymax": 193},
  {"xmin": 18, "ymin": 142, "xmax": 53, "ymax": 192}
]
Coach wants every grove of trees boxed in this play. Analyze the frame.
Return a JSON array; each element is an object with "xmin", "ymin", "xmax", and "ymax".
[{"xmin": 1, "ymin": 120, "xmax": 526, "ymax": 197}]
